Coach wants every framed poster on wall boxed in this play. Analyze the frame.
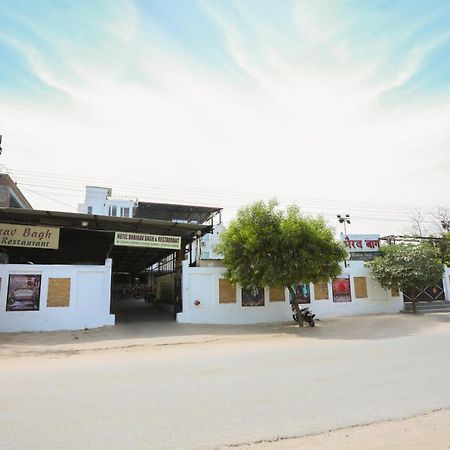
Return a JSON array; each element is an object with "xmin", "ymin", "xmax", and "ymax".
[
  {"xmin": 242, "ymin": 287, "xmax": 265, "ymax": 307},
  {"xmin": 6, "ymin": 274, "xmax": 42, "ymax": 311},
  {"xmin": 290, "ymin": 283, "xmax": 311, "ymax": 304},
  {"xmin": 332, "ymin": 275, "xmax": 351, "ymax": 303}
]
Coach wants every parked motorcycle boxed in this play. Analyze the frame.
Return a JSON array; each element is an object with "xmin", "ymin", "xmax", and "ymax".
[{"xmin": 291, "ymin": 304, "xmax": 316, "ymax": 327}]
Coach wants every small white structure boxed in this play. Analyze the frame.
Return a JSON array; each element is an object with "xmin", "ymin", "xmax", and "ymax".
[
  {"xmin": 78, "ymin": 186, "xmax": 134, "ymax": 218},
  {"xmin": 177, "ymin": 260, "xmax": 405, "ymax": 325},
  {"xmin": 198, "ymin": 223, "xmax": 224, "ymax": 260},
  {"xmin": 0, "ymin": 260, "xmax": 114, "ymax": 332}
]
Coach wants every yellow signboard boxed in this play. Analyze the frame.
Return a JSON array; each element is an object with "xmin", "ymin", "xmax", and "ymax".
[
  {"xmin": 0, "ymin": 223, "xmax": 60, "ymax": 249},
  {"xmin": 114, "ymin": 232, "xmax": 181, "ymax": 250}
]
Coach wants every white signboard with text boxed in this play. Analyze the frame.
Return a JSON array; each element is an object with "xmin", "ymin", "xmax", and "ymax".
[{"xmin": 114, "ymin": 232, "xmax": 181, "ymax": 250}]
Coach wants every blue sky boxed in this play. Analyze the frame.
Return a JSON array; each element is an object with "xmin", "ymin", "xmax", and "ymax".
[{"xmin": 0, "ymin": 0, "xmax": 449, "ymax": 233}]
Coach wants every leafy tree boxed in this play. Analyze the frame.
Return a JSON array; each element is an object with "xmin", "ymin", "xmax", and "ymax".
[
  {"xmin": 215, "ymin": 200, "xmax": 347, "ymax": 326},
  {"xmin": 369, "ymin": 243, "xmax": 445, "ymax": 314},
  {"xmin": 435, "ymin": 233, "xmax": 450, "ymax": 266}
]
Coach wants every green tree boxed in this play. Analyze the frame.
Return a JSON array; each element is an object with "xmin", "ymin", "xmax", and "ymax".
[
  {"xmin": 215, "ymin": 200, "xmax": 347, "ymax": 326},
  {"xmin": 369, "ymin": 243, "xmax": 445, "ymax": 314},
  {"xmin": 435, "ymin": 233, "xmax": 450, "ymax": 266}
]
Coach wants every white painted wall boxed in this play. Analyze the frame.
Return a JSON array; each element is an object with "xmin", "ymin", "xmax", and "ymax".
[
  {"xmin": 0, "ymin": 260, "xmax": 114, "ymax": 332},
  {"xmin": 444, "ymin": 266, "xmax": 450, "ymax": 301},
  {"xmin": 177, "ymin": 260, "xmax": 405, "ymax": 325},
  {"xmin": 309, "ymin": 262, "xmax": 404, "ymax": 320}
]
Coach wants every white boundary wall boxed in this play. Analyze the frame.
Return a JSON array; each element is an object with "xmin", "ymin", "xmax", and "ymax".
[
  {"xmin": 0, "ymin": 260, "xmax": 114, "ymax": 332},
  {"xmin": 177, "ymin": 260, "xmax": 405, "ymax": 324},
  {"xmin": 444, "ymin": 266, "xmax": 450, "ymax": 301}
]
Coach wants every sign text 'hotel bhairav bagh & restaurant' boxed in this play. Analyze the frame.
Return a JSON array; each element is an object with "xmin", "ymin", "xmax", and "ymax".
[
  {"xmin": 114, "ymin": 232, "xmax": 181, "ymax": 250},
  {"xmin": 0, "ymin": 223, "xmax": 60, "ymax": 249}
]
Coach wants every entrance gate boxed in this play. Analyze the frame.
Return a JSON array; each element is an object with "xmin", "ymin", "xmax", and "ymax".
[{"xmin": 403, "ymin": 280, "xmax": 446, "ymax": 302}]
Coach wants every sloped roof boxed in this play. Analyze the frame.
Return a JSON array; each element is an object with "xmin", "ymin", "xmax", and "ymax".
[{"xmin": 135, "ymin": 201, "xmax": 221, "ymax": 224}]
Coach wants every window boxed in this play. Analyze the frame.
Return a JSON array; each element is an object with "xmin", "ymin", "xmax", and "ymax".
[
  {"xmin": 87, "ymin": 206, "xmax": 93, "ymax": 214},
  {"xmin": 121, "ymin": 207, "xmax": 130, "ymax": 217},
  {"xmin": 354, "ymin": 277, "xmax": 368, "ymax": 299},
  {"xmin": 269, "ymin": 287, "xmax": 285, "ymax": 302},
  {"xmin": 219, "ymin": 279, "xmax": 236, "ymax": 304},
  {"xmin": 109, "ymin": 205, "xmax": 117, "ymax": 216}
]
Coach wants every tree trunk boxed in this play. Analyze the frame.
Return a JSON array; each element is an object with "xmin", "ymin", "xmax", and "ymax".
[
  {"xmin": 288, "ymin": 285, "xmax": 304, "ymax": 327},
  {"xmin": 411, "ymin": 287, "xmax": 417, "ymax": 314}
]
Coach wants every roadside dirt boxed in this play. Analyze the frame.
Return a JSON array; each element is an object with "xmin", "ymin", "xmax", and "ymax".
[
  {"xmin": 226, "ymin": 408, "xmax": 450, "ymax": 449},
  {"xmin": 1, "ymin": 313, "xmax": 449, "ymax": 359}
]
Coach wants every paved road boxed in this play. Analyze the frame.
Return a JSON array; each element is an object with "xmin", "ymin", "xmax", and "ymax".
[{"xmin": 1, "ymin": 314, "xmax": 450, "ymax": 449}]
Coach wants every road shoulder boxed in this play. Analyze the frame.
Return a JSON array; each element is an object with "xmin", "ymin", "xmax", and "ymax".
[{"xmin": 225, "ymin": 408, "xmax": 450, "ymax": 449}]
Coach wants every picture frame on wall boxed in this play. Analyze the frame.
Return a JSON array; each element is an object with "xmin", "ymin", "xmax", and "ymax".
[
  {"xmin": 290, "ymin": 283, "xmax": 311, "ymax": 304},
  {"xmin": 242, "ymin": 287, "xmax": 265, "ymax": 307},
  {"xmin": 332, "ymin": 275, "xmax": 352, "ymax": 303},
  {"xmin": 6, "ymin": 274, "xmax": 42, "ymax": 311}
]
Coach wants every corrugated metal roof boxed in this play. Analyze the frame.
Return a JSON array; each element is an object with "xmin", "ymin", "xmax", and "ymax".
[
  {"xmin": 134, "ymin": 201, "xmax": 221, "ymax": 224},
  {"xmin": 0, "ymin": 207, "xmax": 212, "ymax": 238}
]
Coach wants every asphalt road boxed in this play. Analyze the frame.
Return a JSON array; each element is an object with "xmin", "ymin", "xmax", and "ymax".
[{"xmin": 1, "ymin": 314, "xmax": 450, "ymax": 449}]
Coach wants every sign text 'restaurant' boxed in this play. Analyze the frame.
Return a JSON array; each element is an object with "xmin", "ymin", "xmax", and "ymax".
[{"xmin": 0, "ymin": 223, "xmax": 60, "ymax": 249}]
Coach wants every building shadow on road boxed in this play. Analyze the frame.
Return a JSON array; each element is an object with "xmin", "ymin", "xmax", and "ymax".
[{"xmin": 1, "ymin": 310, "xmax": 449, "ymax": 355}]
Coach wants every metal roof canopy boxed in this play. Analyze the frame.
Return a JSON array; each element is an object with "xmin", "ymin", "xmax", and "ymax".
[
  {"xmin": 0, "ymin": 208, "xmax": 214, "ymax": 273},
  {"xmin": 134, "ymin": 201, "xmax": 221, "ymax": 224}
]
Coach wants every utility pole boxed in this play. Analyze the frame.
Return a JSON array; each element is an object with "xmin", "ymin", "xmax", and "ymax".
[{"xmin": 0, "ymin": 135, "xmax": 3, "ymax": 155}]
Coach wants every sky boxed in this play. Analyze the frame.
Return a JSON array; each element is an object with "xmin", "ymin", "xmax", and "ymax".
[{"xmin": 0, "ymin": 0, "xmax": 449, "ymax": 235}]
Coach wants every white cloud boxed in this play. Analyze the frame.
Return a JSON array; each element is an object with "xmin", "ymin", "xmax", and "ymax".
[{"xmin": 0, "ymin": 1, "xmax": 449, "ymax": 235}]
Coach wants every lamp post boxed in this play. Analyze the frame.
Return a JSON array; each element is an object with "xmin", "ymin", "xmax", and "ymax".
[{"xmin": 337, "ymin": 214, "xmax": 351, "ymax": 235}]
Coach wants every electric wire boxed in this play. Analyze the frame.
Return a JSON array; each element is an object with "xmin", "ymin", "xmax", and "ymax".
[{"xmin": 6, "ymin": 167, "xmax": 445, "ymax": 225}]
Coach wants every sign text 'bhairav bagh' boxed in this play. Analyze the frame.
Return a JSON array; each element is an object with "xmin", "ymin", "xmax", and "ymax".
[
  {"xmin": 0, "ymin": 223, "xmax": 60, "ymax": 249},
  {"xmin": 114, "ymin": 232, "xmax": 181, "ymax": 250}
]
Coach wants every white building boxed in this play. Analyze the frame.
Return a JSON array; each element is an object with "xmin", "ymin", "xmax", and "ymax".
[
  {"xmin": 78, "ymin": 186, "xmax": 135, "ymax": 218},
  {"xmin": 198, "ymin": 222, "xmax": 224, "ymax": 260}
]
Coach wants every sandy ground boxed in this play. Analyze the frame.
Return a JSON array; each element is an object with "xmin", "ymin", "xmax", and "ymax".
[
  {"xmin": 2, "ymin": 307, "xmax": 450, "ymax": 449},
  {"xmin": 1, "ymin": 302, "xmax": 450, "ymax": 358},
  {"xmin": 228, "ymin": 409, "xmax": 450, "ymax": 449}
]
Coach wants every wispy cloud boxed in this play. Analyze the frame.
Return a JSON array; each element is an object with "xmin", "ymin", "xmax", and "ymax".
[{"xmin": 0, "ymin": 0, "xmax": 449, "ymax": 233}]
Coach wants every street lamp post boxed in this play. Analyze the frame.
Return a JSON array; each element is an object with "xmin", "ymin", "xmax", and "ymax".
[
  {"xmin": 337, "ymin": 214, "xmax": 351, "ymax": 235},
  {"xmin": 337, "ymin": 214, "xmax": 351, "ymax": 268}
]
